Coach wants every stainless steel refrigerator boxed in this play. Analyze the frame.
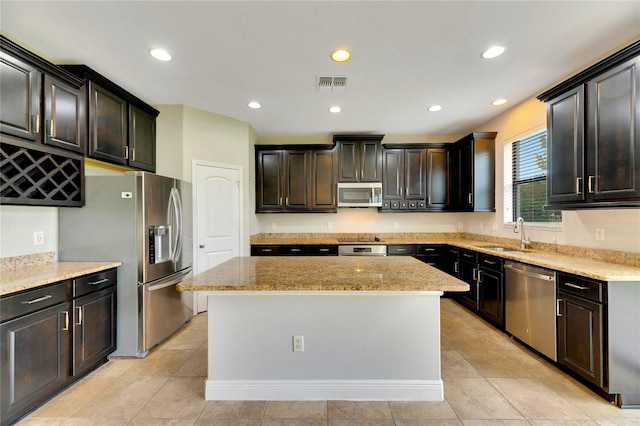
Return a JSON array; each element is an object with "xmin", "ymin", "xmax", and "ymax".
[{"xmin": 59, "ymin": 172, "xmax": 193, "ymax": 357}]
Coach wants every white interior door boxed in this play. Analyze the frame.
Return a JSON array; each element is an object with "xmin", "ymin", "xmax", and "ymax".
[{"xmin": 193, "ymin": 161, "xmax": 242, "ymax": 313}]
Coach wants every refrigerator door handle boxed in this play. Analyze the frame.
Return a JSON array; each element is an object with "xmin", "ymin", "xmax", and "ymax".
[
  {"xmin": 173, "ymin": 188, "xmax": 183, "ymax": 263},
  {"xmin": 168, "ymin": 188, "xmax": 182, "ymax": 263}
]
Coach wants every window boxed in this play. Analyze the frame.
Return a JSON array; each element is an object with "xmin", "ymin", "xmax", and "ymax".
[{"xmin": 503, "ymin": 130, "xmax": 561, "ymax": 223}]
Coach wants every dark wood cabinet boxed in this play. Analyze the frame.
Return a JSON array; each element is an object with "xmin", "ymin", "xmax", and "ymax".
[
  {"xmin": 43, "ymin": 74, "xmax": 86, "ymax": 153},
  {"xmin": 442, "ymin": 246, "xmax": 460, "ymax": 278},
  {"xmin": 452, "ymin": 133, "xmax": 496, "ymax": 211},
  {"xmin": 426, "ymin": 148, "xmax": 451, "ymax": 210},
  {"xmin": 457, "ymin": 249, "xmax": 479, "ymax": 310},
  {"xmin": 557, "ymin": 273, "xmax": 605, "ymax": 388},
  {"xmin": 539, "ymin": 41, "xmax": 640, "ymax": 208},
  {"xmin": 381, "ymin": 146, "xmax": 430, "ymax": 211},
  {"xmin": 63, "ymin": 65, "xmax": 159, "ymax": 172},
  {"xmin": 382, "ymin": 149, "xmax": 403, "ymax": 200},
  {"xmin": 0, "ymin": 50, "xmax": 41, "ymax": 142},
  {"xmin": 335, "ymin": 135, "xmax": 383, "ymax": 183},
  {"xmin": 477, "ymin": 255, "xmax": 504, "ymax": 328},
  {"xmin": 255, "ymin": 146, "xmax": 337, "ymax": 213},
  {"xmin": 251, "ymin": 244, "xmax": 338, "ymax": 256},
  {"xmin": 0, "ymin": 282, "xmax": 70, "ymax": 426}
]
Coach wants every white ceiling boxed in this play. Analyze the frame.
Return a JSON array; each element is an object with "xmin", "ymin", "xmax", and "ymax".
[{"xmin": 1, "ymin": 1, "xmax": 639, "ymax": 137}]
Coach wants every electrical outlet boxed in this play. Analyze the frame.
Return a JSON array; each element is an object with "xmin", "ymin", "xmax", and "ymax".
[
  {"xmin": 327, "ymin": 222, "xmax": 333, "ymax": 230},
  {"xmin": 595, "ymin": 228, "xmax": 605, "ymax": 241},
  {"xmin": 457, "ymin": 222, "xmax": 463, "ymax": 230},
  {"xmin": 393, "ymin": 222, "xmax": 399, "ymax": 230},
  {"xmin": 33, "ymin": 231, "xmax": 44, "ymax": 245},
  {"xmin": 492, "ymin": 223, "xmax": 499, "ymax": 232},
  {"xmin": 271, "ymin": 223, "xmax": 277, "ymax": 230},
  {"xmin": 293, "ymin": 335, "xmax": 304, "ymax": 352}
]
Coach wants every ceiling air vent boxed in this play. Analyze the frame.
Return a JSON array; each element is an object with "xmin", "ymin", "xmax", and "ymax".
[{"xmin": 317, "ymin": 76, "xmax": 348, "ymax": 92}]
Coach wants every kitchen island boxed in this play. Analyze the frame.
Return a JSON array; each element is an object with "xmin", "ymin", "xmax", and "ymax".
[{"xmin": 177, "ymin": 256, "xmax": 468, "ymax": 401}]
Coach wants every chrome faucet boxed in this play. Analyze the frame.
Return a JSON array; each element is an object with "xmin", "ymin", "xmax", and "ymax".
[{"xmin": 514, "ymin": 217, "xmax": 531, "ymax": 251}]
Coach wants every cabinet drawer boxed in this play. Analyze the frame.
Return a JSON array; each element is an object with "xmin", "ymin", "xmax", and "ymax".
[
  {"xmin": 308, "ymin": 245, "xmax": 338, "ymax": 256},
  {"xmin": 558, "ymin": 273, "xmax": 604, "ymax": 302},
  {"xmin": 459, "ymin": 249, "xmax": 478, "ymax": 263},
  {"xmin": 478, "ymin": 254, "xmax": 503, "ymax": 272},
  {"xmin": 387, "ymin": 244, "xmax": 415, "ymax": 255},
  {"xmin": 73, "ymin": 269, "xmax": 117, "ymax": 298},
  {"xmin": 0, "ymin": 281, "xmax": 68, "ymax": 322},
  {"xmin": 415, "ymin": 245, "xmax": 443, "ymax": 255},
  {"xmin": 251, "ymin": 245, "xmax": 281, "ymax": 256},
  {"xmin": 281, "ymin": 245, "xmax": 309, "ymax": 256}
]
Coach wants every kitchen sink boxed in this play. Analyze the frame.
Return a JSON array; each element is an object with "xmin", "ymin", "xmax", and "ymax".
[{"xmin": 479, "ymin": 246, "xmax": 523, "ymax": 253}]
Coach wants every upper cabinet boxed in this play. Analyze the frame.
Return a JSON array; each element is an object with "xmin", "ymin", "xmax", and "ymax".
[
  {"xmin": 381, "ymin": 146, "xmax": 429, "ymax": 210},
  {"xmin": 0, "ymin": 36, "xmax": 85, "ymax": 154},
  {"xmin": 452, "ymin": 132, "xmax": 496, "ymax": 211},
  {"xmin": 62, "ymin": 65, "xmax": 159, "ymax": 173},
  {"xmin": 335, "ymin": 134, "xmax": 384, "ymax": 182},
  {"xmin": 255, "ymin": 145, "xmax": 338, "ymax": 213},
  {"xmin": 539, "ymin": 41, "xmax": 640, "ymax": 208}
]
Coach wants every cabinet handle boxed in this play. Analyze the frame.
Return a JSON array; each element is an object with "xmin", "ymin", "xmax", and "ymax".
[
  {"xmin": 88, "ymin": 278, "xmax": 109, "ymax": 286},
  {"xmin": 463, "ymin": 253, "xmax": 473, "ymax": 258},
  {"xmin": 279, "ymin": 197, "xmax": 283, "ymax": 206},
  {"xmin": 290, "ymin": 248, "xmax": 301, "ymax": 252},
  {"xmin": 565, "ymin": 282, "xmax": 589, "ymax": 290},
  {"xmin": 262, "ymin": 248, "xmax": 272, "ymax": 252},
  {"xmin": 396, "ymin": 248, "xmax": 407, "ymax": 251},
  {"xmin": 556, "ymin": 298, "xmax": 563, "ymax": 317},
  {"xmin": 62, "ymin": 311, "xmax": 69, "ymax": 331},
  {"xmin": 124, "ymin": 146, "xmax": 129, "ymax": 160},
  {"xmin": 76, "ymin": 306, "xmax": 83, "ymax": 325},
  {"xmin": 319, "ymin": 248, "xmax": 329, "ymax": 252},
  {"xmin": 454, "ymin": 261, "xmax": 459, "ymax": 273},
  {"xmin": 477, "ymin": 270, "xmax": 483, "ymax": 283},
  {"xmin": 21, "ymin": 294, "xmax": 53, "ymax": 305},
  {"xmin": 31, "ymin": 114, "xmax": 40, "ymax": 133},
  {"xmin": 468, "ymin": 193, "xmax": 473, "ymax": 204},
  {"xmin": 428, "ymin": 196, "xmax": 431, "ymax": 205},
  {"xmin": 472, "ymin": 268, "xmax": 478, "ymax": 281},
  {"xmin": 588, "ymin": 175, "xmax": 595, "ymax": 193},
  {"xmin": 46, "ymin": 119, "xmax": 56, "ymax": 137},
  {"xmin": 131, "ymin": 148, "xmax": 136, "ymax": 161},
  {"xmin": 576, "ymin": 177, "xmax": 582, "ymax": 195},
  {"xmin": 423, "ymin": 248, "xmax": 435, "ymax": 252},
  {"xmin": 285, "ymin": 197, "xmax": 289, "ymax": 206},
  {"xmin": 483, "ymin": 260, "xmax": 497, "ymax": 265}
]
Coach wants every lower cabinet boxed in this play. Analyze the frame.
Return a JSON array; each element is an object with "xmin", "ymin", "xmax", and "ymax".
[
  {"xmin": 557, "ymin": 273, "xmax": 605, "ymax": 388},
  {"xmin": 251, "ymin": 245, "xmax": 338, "ymax": 256},
  {"xmin": 0, "ymin": 269, "xmax": 117, "ymax": 425}
]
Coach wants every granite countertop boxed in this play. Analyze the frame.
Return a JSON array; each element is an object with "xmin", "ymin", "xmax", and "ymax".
[
  {"xmin": 250, "ymin": 233, "xmax": 640, "ymax": 282},
  {"xmin": 177, "ymin": 256, "xmax": 469, "ymax": 292},
  {"xmin": 0, "ymin": 261, "xmax": 122, "ymax": 296}
]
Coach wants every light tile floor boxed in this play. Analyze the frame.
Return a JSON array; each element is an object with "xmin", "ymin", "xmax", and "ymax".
[{"xmin": 18, "ymin": 299, "xmax": 640, "ymax": 425}]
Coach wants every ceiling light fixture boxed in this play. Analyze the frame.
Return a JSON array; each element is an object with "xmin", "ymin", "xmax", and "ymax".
[
  {"xmin": 428, "ymin": 105, "xmax": 442, "ymax": 112},
  {"xmin": 329, "ymin": 106, "xmax": 342, "ymax": 113},
  {"xmin": 248, "ymin": 101, "xmax": 262, "ymax": 109},
  {"xmin": 491, "ymin": 98, "xmax": 508, "ymax": 106},
  {"xmin": 482, "ymin": 46, "xmax": 505, "ymax": 59},
  {"xmin": 149, "ymin": 48, "xmax": 172, "ymax": 61},
  {"xmin": 331, "ymin": 49, "xmax": 351, "ymax": 62}
]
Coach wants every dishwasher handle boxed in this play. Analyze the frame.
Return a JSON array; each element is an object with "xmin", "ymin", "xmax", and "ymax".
[{"xmin": 504, "ymin": 263, "xmax": 554, "ymax": 281}]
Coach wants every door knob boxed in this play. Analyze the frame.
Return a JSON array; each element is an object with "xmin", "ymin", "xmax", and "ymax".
[{"xmin": 199, "ymin": 244, "xmax": 205, "ymax": 248}]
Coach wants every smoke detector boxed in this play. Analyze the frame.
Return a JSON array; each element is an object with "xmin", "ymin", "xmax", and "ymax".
[{"xmin": 317, "ymin": 76, "xmax": 348, "ymax": 92}]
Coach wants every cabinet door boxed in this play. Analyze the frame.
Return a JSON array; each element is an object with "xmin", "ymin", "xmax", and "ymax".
[
  {"xmin": 310, "ymin": 149, "xmax": 337, "ymax": 210},
  {"xmin": 337, "ymin": 141, "xmax": 359, "ymax": 182},
  {"xmin": 359, "ymin": 141, "xmax": 382, "ymax": 182},
  {"xmin": 547, "ymin": 87, "xmax": 585, "ymax": 203},
  {"xmin": 587, "ymin": 56, "xmax": 640, "ymax": 201},
  {"xmin": 457, "ymin": 138, "xmax": 474, "ymax": 210},
  {"xmin": 478, "ymin": 268, "xmax": 504, "ymax": 328},
  {"xmin": 0, "ymin": 303, "xmax": 69, "ymax": 424},
  {"xmin": 128, "ymin": 105, "xmax": 156, "ymax": 172},
  {"xmin": 88, "ymin": 81, "xmax": 127, "ymax": 165},
  {"xmin": 73, "ymin": 287, "xmax": 116, "ymax": 377},
  {"xmin": 557, "ymin": 293, "xmax": 603, "ymax": 387},
  {"xmin": 284, "ymin": 150, "xmax": 310, "ymax": 210},
  {"xmin": 382, "ymin": 149, "xmax": 403, "ymax": 200},
  {"xmin": 256, "ymin": 150, "xmax": 284, "ymax": 212},
  {"xmin": 43, "ymin": 75, "xmax": 85, "ymax": 153},
  {"xmin": 457, "ymin": 260, "xmax": 478, "ymax": 311},
  {"xmin": 0, "ymin": 51, "xmax": 41, "ymax": 141},
  {"xmin": 426, "ymin": 148, "xmax": 450, "ymax": 209},
  {"xmin": 405, "ymin": 148, "xmax": 427, "ymax": 200}
]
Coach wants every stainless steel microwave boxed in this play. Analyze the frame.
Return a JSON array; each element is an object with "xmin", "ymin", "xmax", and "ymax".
[{"xmin": 337, "ymin": 182, "xmax": 383, "ymax": 207}]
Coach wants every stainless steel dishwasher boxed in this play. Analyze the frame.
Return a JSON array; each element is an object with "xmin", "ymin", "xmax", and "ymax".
[{"xmin": 505, "ymin": 261, "xmax": 557, "ymax": 361}]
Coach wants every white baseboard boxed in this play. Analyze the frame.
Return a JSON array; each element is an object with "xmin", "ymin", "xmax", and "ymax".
[{"xmin": 204, "ymin": 379, "xmax": 444, "ymax": 401}]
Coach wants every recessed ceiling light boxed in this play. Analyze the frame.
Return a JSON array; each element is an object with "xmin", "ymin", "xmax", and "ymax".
[
  {"xmin": 428, "ymin": 105, "xmax": 442, "ymax": 112},
  {"xmin": 329, "ymin": 106, "xmax": 342, "ymax": 113},
  {"xmin": 331, "ymin": 49, "xmax": 351, "ymax": 62},
  {"xmin": 248, "ymin": 101, "xmax": 262, "ymax": 109},
  {"xmin": 482, "ymin": 46, "xmax": 505, "ymax": 59},
  {"xmin": 491, "ymin": 98, "xmax": 508, "ymax": 106},
  {"xmin": 149, "ymin": 48, "xmax": 172, "ymax": 61}
]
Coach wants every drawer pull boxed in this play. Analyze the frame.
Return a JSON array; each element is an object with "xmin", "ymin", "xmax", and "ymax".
[
  {"xmin": 319, "ymin": 248, "xmax": 329, "ymax": 252},
  {"xmin": 423, "ymin": 248, "xmax": 436, "ymax": 252},
  {"xmin": 262, "ymin": 248, "xmax": 272, "ymax": 252},
  {"xmin": 88, "ymin": 278, "xmax": 109, "ymax": 286},
  {"xmin": 290, "ymin": 248, "xmax": 301, "ymax": 252},
  {"xmin": 483, "ymin": 260, "xmax": 497, "ymax": 265},
  {"xmin": 463, "ymin": 253, "xmax": 474, "ymax": 258},
  {"xmin": 565, "ymin": 282, "xmax": 589, "ymax": 290},
  {"xmin": 396, "ymin": 248, "xmax": 407, "ymax": 251},
  {"xmin": 21, "ymin": 294, "xmax": 53, "ymax": 305}
]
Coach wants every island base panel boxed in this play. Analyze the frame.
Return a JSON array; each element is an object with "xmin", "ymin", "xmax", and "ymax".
[{"xmin": 205, "ymin": 291, "xmax": 443, "ymax": 401}]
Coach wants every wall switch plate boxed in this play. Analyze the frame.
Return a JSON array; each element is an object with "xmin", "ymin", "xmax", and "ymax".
[
  {"xmin": 595, "ymin": 228, "xmax": 605, "ymax": 241},
  {"xmin": 34, "ymin": 231, "xmax": 44, "ymax": 245},
  {"xmin": 293, "ymin": 335, "xmax": 304, "ymax": 352},
  {"xmin": 121, "ymin": 192, "xmax": 132, "ymax": 199}
]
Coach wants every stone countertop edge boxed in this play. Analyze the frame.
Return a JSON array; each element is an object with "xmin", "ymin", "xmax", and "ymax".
[
  {"xmin": 0, "ymin": 261, "xmax": 122, "ymax": 296},
  {"xmin": 250, "ymin": 235, "xmax": 640, "ymax": 282},
  {"xmin": 177, "ymin": 256, "xmax": 469, "ymax": 293}
]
